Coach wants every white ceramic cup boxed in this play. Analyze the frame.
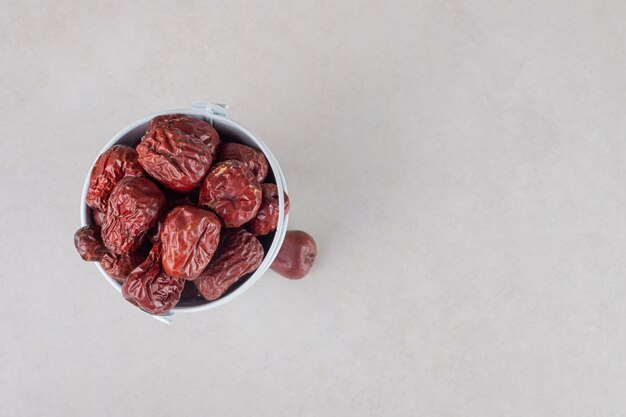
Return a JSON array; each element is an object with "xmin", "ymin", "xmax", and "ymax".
[{"xmin": 80, "ymin": 102, "xmax": 289, "ymax": 320}]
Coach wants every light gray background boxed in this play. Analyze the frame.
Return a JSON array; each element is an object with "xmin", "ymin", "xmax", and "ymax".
[{"xmin": 2, "ymin": 1, "xmax": 626, "ymax": 416}]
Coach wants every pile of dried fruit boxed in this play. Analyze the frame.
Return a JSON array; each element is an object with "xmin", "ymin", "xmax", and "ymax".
[{"xmin": 74, "ymin": 114, "xmax": 306, "ymax": 315}]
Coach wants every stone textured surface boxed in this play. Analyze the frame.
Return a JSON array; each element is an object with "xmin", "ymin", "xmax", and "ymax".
[{"xmin": 2, "ymin": 1, "xmax": 626, "ymax": 416}]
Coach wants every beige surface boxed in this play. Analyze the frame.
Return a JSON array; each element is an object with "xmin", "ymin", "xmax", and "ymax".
[{"xmin": 2, "ymin": 1, "xmax": 626, "ymax": 415}]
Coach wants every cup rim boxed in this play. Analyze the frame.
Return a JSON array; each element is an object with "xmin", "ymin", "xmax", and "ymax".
[{"xmin": 80, "ymin": 106, "xmax": 289, "ymax": 315}]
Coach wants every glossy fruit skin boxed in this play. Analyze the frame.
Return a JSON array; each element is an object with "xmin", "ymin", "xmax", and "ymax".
[
  {"xmin": 219, "ymin": 142, "xmax": 268, "ymax": 183},
  {"xmin": 136, "ymin": 125, "xmax": 213, "ymax": 192},
  {"xmin": 247, "ymin": 183, "xmax": 290, "ymax": 236},
  {"xmin": 160, "ymin": 205, "xmax": 221, "ymax": 280},
  {"xmin": 270, "ymin": 230, "xmax": 317, "ymax": 279},
  {"xmin": 198, "ymin": 160, "xmax": 262, "ymax": 228},
  {"xmin": 148, "ymin": 114, "xmax": 220, "ymax": 161},
  {"xmin": 102, "ymin": 177, "xmax": 165, "ymax": 255},
  {"xmin": 194, "ymin": 229, "xmax": 264, "ymax": 301},
  {"xmin": 86, "ymin": 145, "xmax": 144, "ymax": 212},
  {"xmin": 122, "ymin": 244, "xmax": 185, "ymax": 315},
  {"xmin": 74, "ymin": 225, "xmax": 108, "ymax": 262}
]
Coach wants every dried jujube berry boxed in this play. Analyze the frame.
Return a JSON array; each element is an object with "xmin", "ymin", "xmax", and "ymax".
[
  {"xmin": 219, "ymin": 142, "xmax": 269, "ymax": 183},
  {"xmin": 86, "ymin": 145, "xmax": 144, "ymax": 212},
  {"xmin": 102, "ymin": 177, "xmax": 165, "ymax": 255},
  {"xmin": 194, "ymin": 228, "xmax": 264, "ymax": 301},
  {"xmin": 136, "ymin": 124, "xmax": 213, "ymax": 192},
  {"xmin": 148, "ymin": 114, "xmax": 220, "ymax": 161},
  {"xmin": 122, "ymin": 244, "xmax": 185, "ymax": 315},
  {"xmin": 100, "ymin": 244, "xmax": 149, "ymax": 282},
  {"xmin": 198, "ymin": 160, "xmax": 262, "ymax": 228},
  {"xmin": 74, "ymin": 225, "xmax": 108, "ymax": 262},
  {"xmin": 247, "ymin": 183, "xmax": 290, "ymax": 236},
  {"xmin": 146, "ymin": 190, "xmax": 198, "ymax": 244},
  {"xmin": 74, "ymin": 225, "xmax": 148, "ymax": 281},
  {"xmin": 270, "ymin": 230, "xmax": 317, "ymax": 279},
  {"xmin": 160, "ymin": 205, "xmax": 221, "ymax": 280}
]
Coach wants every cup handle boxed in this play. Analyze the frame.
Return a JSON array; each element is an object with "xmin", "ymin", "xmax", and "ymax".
[{"xmin": 192, "ymin": 101, "xmax": 229, "ymax": 118}]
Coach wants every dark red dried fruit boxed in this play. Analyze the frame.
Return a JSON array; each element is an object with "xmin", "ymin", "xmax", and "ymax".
[
  {"xmin": 198, "ymin": 160, "xmax": 262, "ymax": 228},
  {"xmin": 148, "ymin": 114, "xmax": 220, "ymax": 161},
  {"xmin": 74, "ymin": 225, "xmax": 108, "ymax": 262},
  {"xmin": 270, "ymin": 230, "xmax": 317, "ymax": 279},
  {"xmin": 102, "ymin": 177, "xmax": 165, "ymax": 255},
  {"xmin": 86, "ymin": 145, "xmax": 144, "ymax": 212},
  {"xmin": 100, "ymin": 252, "xmax": 146, "ymax": 282},
  {"xmin": 160, "ymin": 205, "xmax": 221, "ymax": 280},
  {"xmin": 122, "ymin": 244, "xmax": 185, "ymax": 315},
  {"xmin": 74, "ymin": 225, "xmax": 148, "ymax": 280},
  {"xmin": 194, "ymin": 229, "xmax": 264, "ymax": 301},
  {"xmin": 136, "ymin": 124, "xmax": 213, "ymax": 192},
  {"xmin": 92, "ymin": 210, "xmax": 106, "ymax": 226},
  {"xmin": 146, "ymin": 190, "xmax": 198, "ymax": 244},
  {"xmin": 247, "ymin": 183, "xmax": 290, "ymax": 236},
  {"xmin": 219, "ymin": 142, "xmax": 269, "ymax": 183}
]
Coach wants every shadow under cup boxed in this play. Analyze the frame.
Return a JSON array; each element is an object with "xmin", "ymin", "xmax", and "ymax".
[{"xmin": 80, "ymin": 108, "xmax": 289, "ymax": 314}]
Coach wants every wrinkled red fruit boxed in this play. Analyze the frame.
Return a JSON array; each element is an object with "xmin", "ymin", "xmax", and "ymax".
[
  {"xmin": 102, "ymin": 177, "xmax": 165, "ymax": 255},
  {"xmin": 248, "ymin": 183, "xmax": 290, "ymax": 236},
  {"xmin": 194, "ymin": 229, "xmax": 264, "ymax": 301},
  {"xmin": 122, "ymin": 244, "xmax": 185, "ymax": 315},
  {"xmin": 86, "ymin": 145, "xmax": 144, "ymax": 212},
  {"xmin": 137, "ymin": 125, "xmax": 213, "ymax": 192},
  {"xmin": 92, "ymin": 210, "xmax": 106, "ymax": 226},
  {"xmin": 270, "ymin": 230, "xmax": 317, "ymax": 279},
  {"xmin": 100, "ymin": 246, "xmax": 149, "ymax": 282},
  {"xmin": 74, "ymin": 225, "xmax": 148, "ymax": 281},
  {"xmin": 219, "ymin": 142, "xmax": 269, "ymax": 183},
  {"xmin": 146, "ymin": 190, "xmax": 199, "ymax": 244},
  {"xmin": 161, "ymin": 205, "xmax": 221, "ymax": 280},
  {"xmin": 74, "ymin": 225, "xmax": 108, "ymax": 262},
  {"xmin": 148, "ymin": 114, "xmax": 220, "ymax": 161},
  {"xmin": 198, "ymin": 160, "xmax": 262, "ymax": 228}
]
